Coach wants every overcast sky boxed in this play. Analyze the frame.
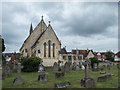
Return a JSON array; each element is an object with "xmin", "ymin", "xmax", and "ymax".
[{"xmin": 2, "ymin": 2, "xmax": 118, "ymax": 53}]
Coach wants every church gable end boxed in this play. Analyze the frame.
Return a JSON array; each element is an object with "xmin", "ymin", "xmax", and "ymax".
[{"xmin": 20, "ymin": 17, "xmax": 47, "ymax": 57}]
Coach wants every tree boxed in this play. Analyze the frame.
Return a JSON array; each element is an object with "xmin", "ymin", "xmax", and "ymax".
[
  {"xmin": 89, "ymin": 57, "xmax": 99, "ymax": 69},
  {"xmin": 2, "ymin": 38, "xmax": 5, "ymax": 52},
  {"xmin": 105, "ymin": 51, "xmax": 114, "ymax": 61},
  {"xmin": 0, "ymin": 37, "xmax": 6, "ymax": 62}
]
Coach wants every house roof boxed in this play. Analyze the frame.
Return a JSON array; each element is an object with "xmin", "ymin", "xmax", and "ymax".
[
  {"xmin": 59, "ymin": 48, "xmax": 67, "ymax": 54},
  {"xmin": 72, "ymin": 49, "xmax": 95, "ymax": 58},
  {"xmin": 3, "ymin": 53, "xmax": 21, "ymax": 60},
  {"xmin": 115, "ymin": 51, "xmax": 120, "ymax": 58}
]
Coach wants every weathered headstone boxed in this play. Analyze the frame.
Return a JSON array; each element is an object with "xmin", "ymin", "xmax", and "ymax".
[
  {"xmin": 53, "ymin": 62, "xmax": 58, "ymax": 74},
  {"xmin": 5, "ymin": 63, "xmax": 11, "ymax": 76},
  {"xmin": 116, "ymin": 64, "xmax": 119, "ymax": 69},
  {"xmin": 54, "ymin": 82, "xmax": 71, "ymax": 88},
  {"xmin": 8, "ymin": 62, "xmax": 14, "ymax": 70},
  {"xmin": 13, "ymin": 63, "xmax": 24, "ymax": 85},
  {"xmin": 64, "ymin": 62, "xmax": 70, "ymax": 73},
  {"xmin": 55, "ymin": 61, "xmax": 64, "ymax": 78},
  {"xmin": 76, "ymin": 65, "xmax": 80, "ymax": 71},
  {"xmin": 97, "ymin": 74, "xmax": 112, "ymax": 82},
  {"xmin": 79, "ymin": 61, "xmax": 82, "ymax": 68},
  {"xmin": 2, "ymin": 72, "xmax": 5, "ymax": 80},
  {"xmin": 100, "ymin": 71, "xmax": 106, "ymax": 74},
  {"xmin": 103, "ymin": 65, "xmax": 106, "ymax": 67},
  {"xmin": 100, "ymin": 67, "xmax": 105, "ymax": 71},
  {"xmin": 107, "ymin": 64, "xmax": 111, "ymax": 70},
  {"xmin": 13, "ymin": 60, "xmax": 18, "ymax": 73},
  {"xmin": 93, "ymin": 63, "xmax": 98, "ymax": 71},
  {"xmin": 81, "ymin": 58, "xmax": 94, "ymax": 88},
  {"xmin": 72, "ymin": 62, "xmax": 76, "ymax": 70},
  {"xmin": 38, "ymin": 61, "xmax": 47, "ymax": 82}
]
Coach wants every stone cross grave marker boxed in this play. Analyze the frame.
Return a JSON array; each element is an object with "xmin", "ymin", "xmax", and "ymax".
[
  {"xmin": 84, "ymin": 59, "xmax": 91, "ymax": 79},
  {"xmin": 13, "ymin": 63, "xmax": 24, "ymax": 85},
  {"xmin": 81, "ymin": 58, "xmax": 94, "ymax": 88}
]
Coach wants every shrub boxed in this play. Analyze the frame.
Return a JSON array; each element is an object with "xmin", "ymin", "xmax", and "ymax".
[{"xmin": 20, "ymin": 57, "xmax": 42, "ymax": 72}]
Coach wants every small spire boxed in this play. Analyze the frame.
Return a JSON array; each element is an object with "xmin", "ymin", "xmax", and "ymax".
[
  {"xmin": 41, "ymin": 16, "xmax": 43, "ymax": 20},
  {"xmin": 30, "ymin": 23, "xmax": 33, "ymax": 35}
]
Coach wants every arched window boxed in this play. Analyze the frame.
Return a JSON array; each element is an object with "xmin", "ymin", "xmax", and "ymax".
[
  {"xmin": 48, "ymin": 40, "xmax": 51, "ymax": 57},
  {"xmin": 44, "ymin": 42, "xmax": 46, "ymax": 57},
  {"xmin": 53, "ymin": 43, "xmax": 55, "ymax": 57}
]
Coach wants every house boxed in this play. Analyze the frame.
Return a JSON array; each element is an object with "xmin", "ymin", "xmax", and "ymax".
[
  {"xmin": 114, "ymin": 51, "xmax": 120, "ymax": 62},
  {"xmin": 94, "ymin": 52, "xmax": 106, "ymax": 62}
]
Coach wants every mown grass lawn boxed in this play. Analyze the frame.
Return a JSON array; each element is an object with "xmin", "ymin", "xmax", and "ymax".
[{"xmin": 2, "ymin": 65, "xmax": 118, "ymax": 88}]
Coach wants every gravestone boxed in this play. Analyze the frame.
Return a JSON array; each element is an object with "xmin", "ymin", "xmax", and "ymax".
[
  {"xmin": 5, "ymin": 63, "xmax": 11, "ymax": 76},
  {"xmin": 54, "ymin": 82, "xmax": 71, "ymax": 88},
  {"xmin": 38, "ymin": 61, "xmax": 47, "ymax": 82},
  {"xmin": 64, "ymin": 62, "xmax": 70, "ymax": 73},
  {"xmin": 103, "ymin": 65, "xmax": 106, "ymax": 67},
  {"xmin": 100, "ymin": 71, "xmax": 106, "ymax": 74},
  {"xmin": 13, "ymin": 63, "xmax": 24, "ymax": 85},
  {"xmin": 97, "ymin": 74, "xmax": 112, "ymax": 82},
  {"xmin": 117, "ymin": 64, "xmax": 120, "ymax": 69},
  {"xmin": 55, "ymin": 70, "xmax": 64, "ymax": 78},
  {"xmin": 2, "ymin": 72, "xmax": 5, "ymax": 80},
  {"xmin": 107, "ymin": 64, "xmax": 111, "ymax": 70},
  {"xmin": 81, "ymin": 65, "xmax": 85, "ymax": 70},
  {"xmin": 8, "ymin": 62, "xmax": 14, "ymax": 70},
  {"xmin": 110, "ymin": 62, "xmax": 113, "ymax": 67},
  {"xmin": 72, "ymin": 62, "xmax": 76, "ymax": 70},
  {"xmin": 100, "ymin": 67, "xmax": 105, "ymax": 71},
  {"xmin": 53, "ymin": 62, "xmax": 58, "ymax": 74},
  {"xmin": 13, "ymin": 60, "xmax": 18, "ymax": 73},
  {"xmin": 76, "ymin": 65, "xmax": 80, "ymax": 71},
  {"xmin": 81, "ymin": 58, "xmax": 94, "ymax": 88},
  {"xmin": 79, "ymin": 61, "xmax": 82, "ymax": 68},
  {"xmin": 93, "ymin": 63, "xmax": 98, "ymax": 71}
]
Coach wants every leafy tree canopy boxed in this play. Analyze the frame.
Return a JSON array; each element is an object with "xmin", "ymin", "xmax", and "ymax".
[
  {"xmin": 105, "ymin": 50, "xmax": 114, "ymax": 61},
  {"xmin": 89, "ymin": 57, "xmax": 99, "ymax": 68}
]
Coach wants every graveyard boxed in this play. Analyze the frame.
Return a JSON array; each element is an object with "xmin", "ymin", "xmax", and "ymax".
[{"xmin": 2, "ymin": 62, "xmax": 118, "ymax": 88}]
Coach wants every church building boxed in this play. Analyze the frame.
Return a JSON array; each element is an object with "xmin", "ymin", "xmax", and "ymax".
[{"xmin": 20, "ymin": 16, "xmax": 95, "ymax": 66}]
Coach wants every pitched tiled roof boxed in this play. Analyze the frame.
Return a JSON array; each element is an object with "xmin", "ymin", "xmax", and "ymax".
[
  {"xmin": 94, "ymin": 52, "xmax": 106, "ymax": 56},
  {"xmin": 72, "ymin": 49, "xmax": 95, "ymax": 58},
  {"xmin": 3, "ymin": 53, "xmax": 21, "ymax": 60},
  {"xmin": 59, "ymin": 48, "xmax": 67, "ymax": 54},
  {"xmin": 115, "ymin": 51, "xmax": 120, "ymax": 58}
]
